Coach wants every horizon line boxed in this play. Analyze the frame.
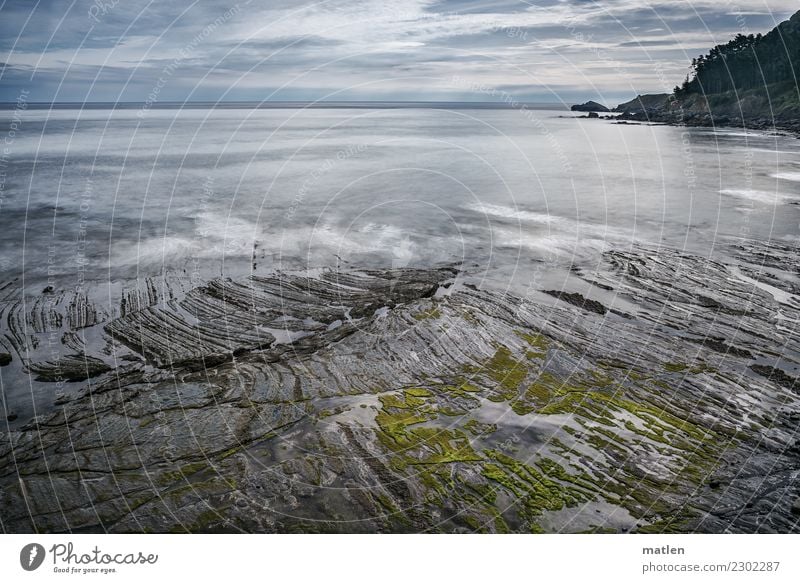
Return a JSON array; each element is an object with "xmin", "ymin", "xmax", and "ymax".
[{"xmin": 0, "ymin": 99, "xmax": 592, "ymax": 110}]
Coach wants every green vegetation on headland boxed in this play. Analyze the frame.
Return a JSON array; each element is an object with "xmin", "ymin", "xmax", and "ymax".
[{"xmin": 613, "ymin": 10, "xmax": 800, "ymax": 128}]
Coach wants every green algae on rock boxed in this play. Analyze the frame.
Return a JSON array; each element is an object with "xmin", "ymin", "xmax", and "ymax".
[{"xmin": 0, "ymin": 243, "xmax": 799, "ymax": 533}]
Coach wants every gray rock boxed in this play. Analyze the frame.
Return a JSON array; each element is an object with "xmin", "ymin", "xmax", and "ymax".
[
  {"xmin": 543, "ymin": 290, "xmax": 607, "ymax": 315},
  {"xmin": 0, "ymin": 244, "xmax": 798, "ymax": 533},
  {"xmin": 571, "ymin": 100, "xmax": 610, "ymax": 112}
]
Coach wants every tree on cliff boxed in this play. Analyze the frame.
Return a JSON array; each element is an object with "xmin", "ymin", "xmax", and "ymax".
[{"xmin": 674, "ymin": 11, "xmax": 800, "ymax": 98}]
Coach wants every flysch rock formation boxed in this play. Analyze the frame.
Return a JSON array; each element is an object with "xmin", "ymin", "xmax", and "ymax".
[{"xmin": 0, "ymin": 242, "xmax": 799, "ymax": 533}]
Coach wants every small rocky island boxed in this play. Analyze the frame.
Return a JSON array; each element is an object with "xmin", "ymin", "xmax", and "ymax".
[
  {"xmin": 571, "ymin": 100, "xmax": 610, "ymax": 113},
  {"xmin": 1, "ymin": 238, "xmax": 798, "ymax": 533}
]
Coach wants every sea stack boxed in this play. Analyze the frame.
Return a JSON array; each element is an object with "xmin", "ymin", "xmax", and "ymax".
[{"xmin": 571, "ymin": 100, "xmax": 610, "ymax": 112}]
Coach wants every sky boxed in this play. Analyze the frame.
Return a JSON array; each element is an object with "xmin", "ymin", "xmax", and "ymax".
[{"xmin": 0, "ymin": 0, "xmax": 797, "ymax": 105}]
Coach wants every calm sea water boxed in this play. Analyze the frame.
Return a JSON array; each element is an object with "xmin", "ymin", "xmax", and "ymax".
[{"xmin": 1, "ymin": 106, "xmax": 799, "ymax": 295}]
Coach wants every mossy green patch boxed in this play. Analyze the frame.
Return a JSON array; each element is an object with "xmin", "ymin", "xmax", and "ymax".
[
  {"xmin": 462, "ymin": 417, "xmax": 496, "ymax": 436},
  {"xmin": 405, "ymin": 387, "xmax": 432, "ymax": 398},
  {"xmin": 515, "ymin": 330, "xmax": 550, "ymax": 359},
  {"xmin": 482, "ymin": 450, "xmax": 593, "ymax": 521},
  {"xmin": 369, "ymin": 350, "xmax": 722, "ymax": 533},
  {"xmin": 468, "ymin": 345, "xmax": 529, "ymax": 402},
  {"xmin": 663, "ymin": 362, "xmax": 688, "ymax": 373},
  {"xmin": 463, "ymin": 514, "xmax": 483, "ymax": 531},
  {"xmin": 157, "ymin": 460, "xmax": 209, "ymax": 486},
  {"xmin": 441, "ymin": 381, "xmax": 482, "ymax": 398},
  {"xmin": 414, "ymin": 306, "xmax": 442, "ymax": 321},
  {"xmin": 510, "ymin": 371, "xmax": 560, "ymax": 415}
]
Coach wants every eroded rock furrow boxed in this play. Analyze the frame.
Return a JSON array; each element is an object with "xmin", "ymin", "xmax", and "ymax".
[{"xmin": 1, "ymin": 247, "xmax": 799, "ymax": 533}]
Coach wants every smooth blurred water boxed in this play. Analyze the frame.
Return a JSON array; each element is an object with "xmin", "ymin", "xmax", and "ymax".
[{"xmin": 1, "ymin": 106, "xmax": 799, "ymax": 295}]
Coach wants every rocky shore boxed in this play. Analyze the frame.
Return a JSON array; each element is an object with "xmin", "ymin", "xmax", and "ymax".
[
  {"xmin": 616, "ymin": 106, "xmax": 800, "ymax": 135},
  {"xmin": 1, "ymin": 240, "xmax": 799, "ymax": 533},
  {"xmin": 578, "ymin": 92, "xmax": 800, "ymax": 134}
]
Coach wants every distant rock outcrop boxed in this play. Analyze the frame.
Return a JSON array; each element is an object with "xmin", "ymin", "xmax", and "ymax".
[
  {"xmin": 570, "ymin": 100, "xmax": 610, "ymax": 112},
  {"xmin": 614, "ymin": 10, "xmax": 800, "ymax": 130},
  {"xmin": 613, "ymin": 93, "xmax": 670, "ymax": 114}
]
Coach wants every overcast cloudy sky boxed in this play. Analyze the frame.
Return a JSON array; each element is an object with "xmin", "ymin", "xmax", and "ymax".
[{"xmin": 0, "ymin": 0, "xmax": 797, "ymax": 104}]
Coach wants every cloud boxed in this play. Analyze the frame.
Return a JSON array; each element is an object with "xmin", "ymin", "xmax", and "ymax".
[{"xmin": 0, "ymin": 0, "xmax": 797, "ymax": 102}]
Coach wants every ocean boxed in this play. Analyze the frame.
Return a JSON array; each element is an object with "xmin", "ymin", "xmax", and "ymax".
[
  {"xmin": 1, "ymin": 104, "xmax": 797, "ymax": 296},
  {"xmin": 2, "ymin": 104, "xmax": 800, "ymax": 533}
]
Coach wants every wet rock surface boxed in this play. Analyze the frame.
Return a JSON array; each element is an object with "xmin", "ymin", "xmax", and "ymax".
[
  {"xmin": 543, "ymin": 290, "xmax": 608, "ymax": 315},
  {"xmin": 1, "ymin": 243, "xmax": 799, "ymax": 533},
  {"xmin": 615, "ymin": 108, "xmax": 800, "ymax": 136},
  {"xmin": 571, "ymin": 101, "xmax": 610, "ymax": 113}
]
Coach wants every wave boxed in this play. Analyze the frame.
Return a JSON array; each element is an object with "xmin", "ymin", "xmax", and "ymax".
[
  {"xmin": 110, "ymin": 235, "xmax": 201, "ymax": 268},
  {"xmin": 109, "ymin": 212, "xmax": 261, "ymax": 269},
  {"xmin": 294, "ymin": 221, "xmax": 464, "ymax": 268},
  {"xmin": 710, "ymin": 130, "xmax": 760, "ymax": 138},
  {"xmin": 494, "ymin": 229, "xmax": 612, "ymax": 261},
  {"xmin": 772, "ymin": 172, "xmax": 800, "ymax": 182},
  {"xmin": 719, "ymin": 189, "xmax": 790, "ymax": 205},
  {"xmin": 467, "ymin": 202, "xmax": 633, "ymax": 241},
  {"xmin": 465, "ymin": 202, "xmax": 565, "ymax": 225}
]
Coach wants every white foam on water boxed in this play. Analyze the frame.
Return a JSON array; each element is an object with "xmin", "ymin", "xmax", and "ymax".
[
  {"xmin": 711, "ymin": 131, "xmax": 758, "ymax": 138},
  {"xmin": 110, "ymin": 235, "xmax": 199, "ymax": 268},
  {"xmin": 750, "ymin": 148, "xmax": 800, "ymax": 155},
  {"xmin": 494, "ymin": 228, "xmax": 612, "ymax": 261},
  {"xmin": 720, "ymin": 189, "xmax": 790, "ymax": 205},
  {"xmin": 283, "ymin": 220, "xmax": 464, "ymax": 269},
  {"xmin": 471, "ymin": 201, "xmax": 634, "ymax": 262},
  {"xmin": 193, "ymin": 212, "xmax": 259, "ymax": 252},
  {"xmin": 772, "ymin": 171, "xmax": 800, "ymax": 182},
  {"xmin": 109, "ymin": 211, "xmax": 265, "ymax": 270},
  {"xmin": 467, "ymin": 202, "xmax": 633, "ymax": 240},
  {"xmin": 466, "ymin": 202, "xmax": 565, "ymax": 225}
]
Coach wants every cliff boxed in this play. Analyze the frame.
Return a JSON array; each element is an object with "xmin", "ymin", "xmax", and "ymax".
[
  {"xmin": 616, "ymin": 10, "xmax": 800, "ymax": 129},
  {"xmin": 613, "ymin": 93, "xmax": 670, "ymax": 114}
]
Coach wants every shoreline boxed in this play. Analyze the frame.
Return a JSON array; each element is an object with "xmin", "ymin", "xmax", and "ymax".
[
  {"xmin": 2, "ymin": 239, "xmax": 798, "ymax": 533},
  {"xmin": 615, "ymin": 109, "xmax": 800, "ymax": 137}
]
